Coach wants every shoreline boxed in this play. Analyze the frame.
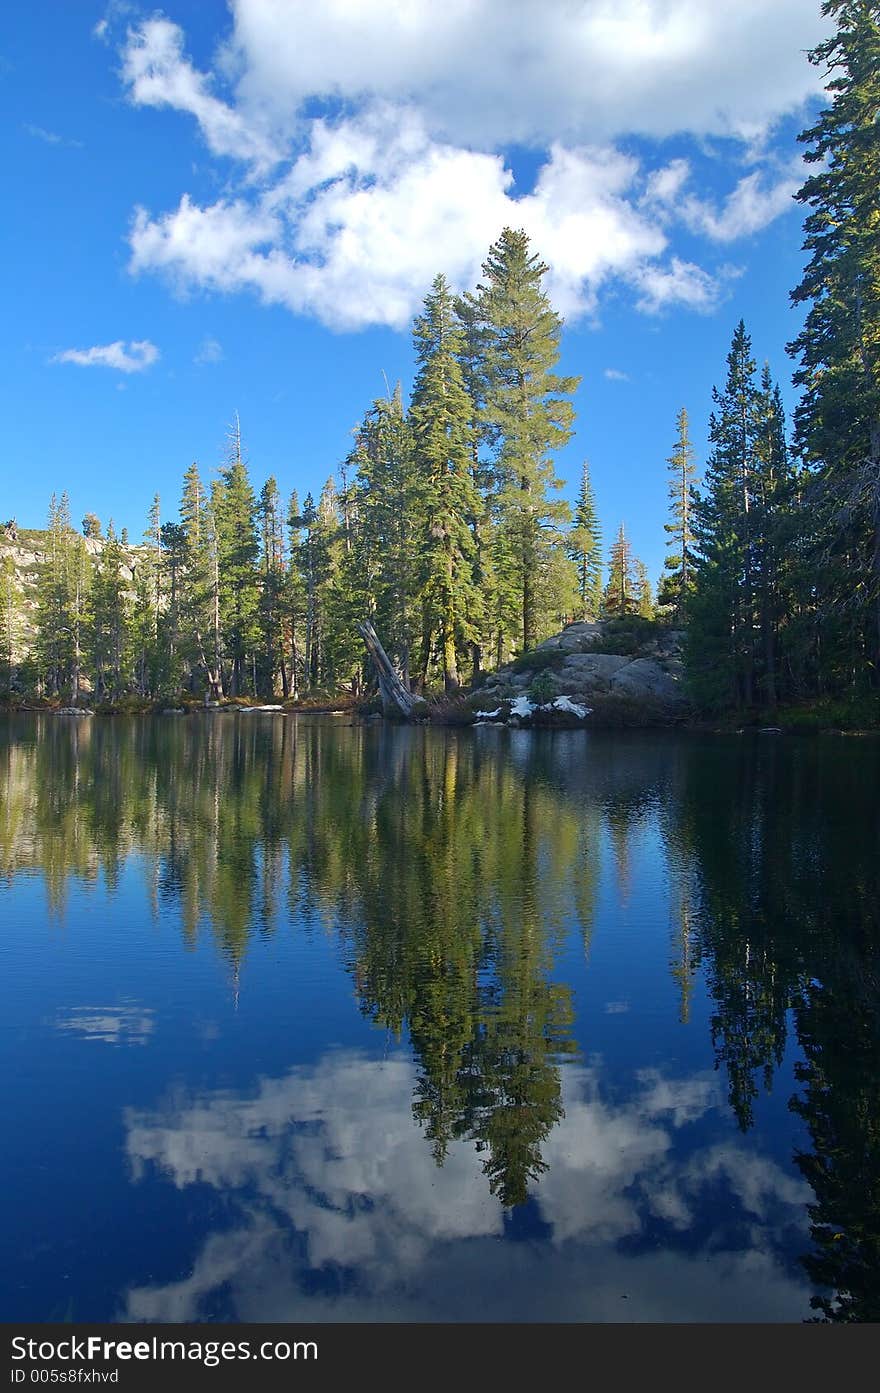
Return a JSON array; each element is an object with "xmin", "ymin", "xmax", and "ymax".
[{"xmin": 2, "ymin": 698, "xmax": 878, "ymax": 737}]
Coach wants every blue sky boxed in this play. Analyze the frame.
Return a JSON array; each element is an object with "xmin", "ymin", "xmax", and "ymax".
[{"xmin": 2, "ymin": 1, "xmax": 831, "ymax": 585}]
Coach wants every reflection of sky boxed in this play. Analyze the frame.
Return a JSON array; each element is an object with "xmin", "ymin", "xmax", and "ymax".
[{"xmin": 123, "ymin": 1053, "xmax": 812, "ymax": 1323}]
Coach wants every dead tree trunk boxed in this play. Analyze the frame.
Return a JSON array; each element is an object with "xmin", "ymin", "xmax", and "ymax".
[{"xmin": 357, "ymin": 620, "xmax": 419, "ymax": 718}]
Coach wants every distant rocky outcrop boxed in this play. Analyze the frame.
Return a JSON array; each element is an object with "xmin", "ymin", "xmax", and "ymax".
[{"xmin": 0, "ymin": 528, "xmax": 142, "ymax": 666}]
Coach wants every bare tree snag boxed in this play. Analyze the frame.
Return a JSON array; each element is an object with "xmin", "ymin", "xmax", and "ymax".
[{"xmin": 357, "ymin": 620, "xmax": 419, "ymax": 718}]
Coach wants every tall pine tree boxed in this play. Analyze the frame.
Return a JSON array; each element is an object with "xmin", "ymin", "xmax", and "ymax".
[
  {"xmin": 467, "ymin": 228, "xmax": 579, "ymax": 652},
  {"xmin": 410, "ymin": 274, "xmax": 481, "ymax": 692},
  {"xmin": 687, "ymin": 323, "xmax": 759, "ymax": 707},
  {"xmin": 659, "ymin": 407, "xmax": 697, "ymax": 620},
  {"xmin": 789, "ymin": 0, "xmax": 880, "ymax": 689},
  {"xmin": 215, "ymin": 415, "xmax": 260, "ymax": 696},
  {"xmin": 567, "ymin": 460, "xmax": 603, "ymax": 621},
  {"xmin": 604, "ymin": 523, "xmax": 636, "ymax": 617}
]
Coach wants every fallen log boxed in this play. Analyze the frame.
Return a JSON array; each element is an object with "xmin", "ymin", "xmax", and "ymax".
[{"xmin": 357, "ymin": 620, "xmax": 419, "ymax": 718}]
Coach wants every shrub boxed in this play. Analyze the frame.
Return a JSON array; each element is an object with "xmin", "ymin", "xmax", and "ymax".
[
  {"xmin": 586, "ymin": 694, "xmax": 684, "ymax": 728},
  {"xmin": 588, "ymin": 614, "xmax": 669, "ymax": 657},
  {"xmin": 774, "ymin": 695, "xmax": 880, "ymax": 733},
  {"xmin": 529, "ymin": 671, "xmax": 556, "ymax": 705},
  {"xmin": 510, "ymin": 647, "xmax": 566, "ymax": 674}
]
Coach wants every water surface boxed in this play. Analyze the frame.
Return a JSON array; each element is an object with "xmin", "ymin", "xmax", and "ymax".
[{"xmin": 1, "ymin": 714, "xmax": 878, "ymax": 1322}]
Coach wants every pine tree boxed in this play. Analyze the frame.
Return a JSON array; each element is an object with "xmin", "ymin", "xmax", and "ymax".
[
  {"xmin": 67, "ymin": 531, "xmax": 89, "ymax": 706},
  {"xmin": 752, "ymin": 366, "xmax": 793, "ymax": 708},
  {"xmin": 89, "ymin": 524, "xmax": 131, "ymax": 699},
  {"xmin": 311, "ymin": 478, "xmax": 343, "ymax": 689},
  {"xmin": 659, "ymin": 408, "xmax": 697, "ymax": 620},
  {"xmin": 410, "ymin": 273, "xmax": 481, "ymax": 692},
  {"xmin": 567, "ymin": 460, "xmax": 603, "ymax": 621},
  {"xmin": 180, "ymin": 462, "xmax": 221, "ymax": 699},
  {"xmin": 687, "ymin": 322, "xmax": 759, "ymax": 707},
  {"xmin": 454, "ymin": 291, "xmax": 495, "ymax": 678},
  {"xmin": 604, "ymin": 523, "xmax": 636, "ymax": 617},
  {"xmin": 355, "ymin": 386, "xmax": 422, "ymax": 684},
  {"xmin": 788, "ymin": 1, "xmax": 880, "ymax": 687},
  {"xmin": 635, "ymin": 559, "xmax": 655, "ymax": 619},
  {"xmin": 1, "ymin": 555, "xmax": 21, "ymax": 694},
  {"xmin": 467, "ymin": 228, "xmax": 579, "ymax": 651},
  {"xmin": 131, "ymin": 495, "xmax": 162, "ymax": 696},
  {"xmin": 215, "ymin": 416, "xmax": 260, "ymax": 696},
  {"xmin": 35, "ymin": 492, "xmax": 79, "ymax": 697},
  {"xmin": 160, "ymin": 520, "xmax": 188, "ymax": 692},
  {"xmin": 285, "ymin": 489, "xmax": 306, "ymax": 698},
  {"xmin": 291, "ymin": 491, "xmax": 320, "ymax": 691},
  {"xmin": 258, "ymin": 476, "xmax": 287, "ymax": 696}
]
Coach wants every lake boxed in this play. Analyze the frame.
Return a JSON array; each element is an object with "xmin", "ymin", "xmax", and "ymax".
[{"xmin": 1, "ymin": 714, "xmax": 878, "ymax": 1322}]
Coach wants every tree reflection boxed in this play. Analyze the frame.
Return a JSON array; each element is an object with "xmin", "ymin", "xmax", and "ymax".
[
  {"xmin": 665, "ymin": 735, "xmax": 880, "ymax": 1320},
  {"xmin": 2, "ymin": 717, "xmax": 878, "ymax": 1315}
]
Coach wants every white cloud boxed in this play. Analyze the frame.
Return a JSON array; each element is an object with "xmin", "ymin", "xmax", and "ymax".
[
  {"xmin": 129, "ymin": 113, "xmax": 708, "ymax": 331},
  {"xmin": 226, "ymin": 0, "xmax": 830, "ymax": 149},
  {"xmin": 632, "ymin": 257, "xmax": 722, "ymax": 315},
  {"xmin": 194, "ymin": 335, "xmax": 223, "ymax": 365},
  {"xmin": 52, "ymin": 339, "xmax": 160, "ymax": 373},
  {"xmin": 93, "ymin": 19, "xmax": 109, "ymax": 43},
  {"xmin": 118, "ymin": 4, "xmax": 824, "ymax": 332},
  {"xmin": 680, "ymin": 166, "xmax": 803, "ymax": 242},
  {"xmin": 643, "ymin": 158, "xmax": 692, "ymax": 208},
  {"xmin": 603, "ymin": 370, "xmax": 629, "ymax": 383},
  {"xmin": 122, "ymin": 17, "xmax": 279, "ymax": 169},
  {"xmin": 23, "ymin": 123, "xmax": 82, "ymax": 149},
  {"xmin": 644, "ymin": 156, "xmax": 805, "ymax": 242}
]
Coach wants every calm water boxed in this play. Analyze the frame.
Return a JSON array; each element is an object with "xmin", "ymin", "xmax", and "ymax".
[{"xmin": 1, "ymin": 714, "xmax": 878, "ymax": 1323}]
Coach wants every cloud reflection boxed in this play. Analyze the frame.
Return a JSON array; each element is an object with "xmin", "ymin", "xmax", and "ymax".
[
  {"xmin": 122, "ymin": 1052, "xmax": 812, "ymax": 1322},
  {"xmin": 57, "ymin": 1003, "xmax": 154, "ymax": 1046}
]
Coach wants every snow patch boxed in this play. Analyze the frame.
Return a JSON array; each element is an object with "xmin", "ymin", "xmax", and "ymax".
[
  {"xmin": 510, "ymin": 696, "xmax": 535, "ymax": 718},
  {"xmin": 474, "ymin": 708, "xmax": 502, "ymax": 719},
  {"xmin": 553, "ymin": 695, "xmax": 591, "ymax": 718}
]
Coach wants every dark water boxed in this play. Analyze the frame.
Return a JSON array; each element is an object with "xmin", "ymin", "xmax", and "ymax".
[{"xmin": 1, "ymin": 715, "xmax": 878, "ymax": 1323}]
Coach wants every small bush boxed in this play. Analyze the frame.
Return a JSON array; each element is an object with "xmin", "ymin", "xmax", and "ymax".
[
  {"xmin": 587, "ymin": 614, "xmax": 669, "ymax": 657},
  {"xmin": 529, "ymin": 671, "xmax": 556, "ymax": 705},
  {"xmin": 510, "ymin": 647, "xmax": 566, "ymax": 674},
  {"xmin": 587, "ymin": 694, "xmax": 686, "ymax": 728},
  {"xmin": 774, "ymin": 695, "xmax": 880, "ymax": 733},
  {"xmin": 93, "ymin": 694, "xmax": 157, "ymax": 715}
]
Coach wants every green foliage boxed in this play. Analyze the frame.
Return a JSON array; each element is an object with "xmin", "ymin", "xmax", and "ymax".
[
  {"xmin": 410, "ymin": 273, "xmax": 481, "ymax": 692},
  {"xmin": 567, "ymin": 460, "xmax": 603, "ymax": 621},
  {"xmin": 603, "ymin": 523, "xmax": 637, "ymax": 617},
  {"xmin": 658, "ymin": 407, "xmax": 697, "ymax": 618},
  {"xmin": 788, "ymin": 0, "xmax": 880, "ymax": 690},
  {"xmin": 635, "ymin": 559, "xmax": 655, "ymax": 620},
  {"xmin": 510, "ymin": 647, "xmax": 565, "ymax": 674},
  {"xmin": 769, "ymin": 694, "xmax": 880, "ymax": 732},
  {"xmin": 687, "ymin": 322, "xmax": 797, "ymax": 711},
  {"xmin": 528, "ymin": 670, "xmax": 556, "ymax": 705},
  {"xmin": 465, "ymin": 227, "xmax": 580, "ymax": 652},
  {"xmin": 585, "ymin": 693, "xmax": 684, "ymax": 726},
  {"xmin": 588, "ymin": 613, "xmax": 666, "ymax": 657},
  {"xmin": 214, "ymin": 420, "xmax": 261, "ymax": 696},
  {"xmin": 1, "ymin": 554, "xmax": 21, "ymax": 693}
]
